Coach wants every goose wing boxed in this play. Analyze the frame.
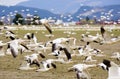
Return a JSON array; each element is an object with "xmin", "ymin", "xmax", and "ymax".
[
  {"xmin": 39, "ymin": 53, "xmax": 46, "ymax": 58},
  {"xmin": 62, "ymin": 48, "xmax": 72, "ymax": 60},
  {"xmin": 100, "ymin": 26, "xmax": 111, "ymax": 41},
  {"xmin": 43, "ymin": 23, "xmax": 52, "ymax": 34},
  {"xmin": 51, "ymin": 63, "xmax": 56, "ymax": 68},
  {"xmin": 10, "ymin": 45, "xmax": 18, "ymax": 58},
  {"xmin": 52, "ymin": 43, "xmax": 56, "ymax": 52}
]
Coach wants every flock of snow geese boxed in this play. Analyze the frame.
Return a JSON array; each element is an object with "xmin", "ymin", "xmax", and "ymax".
[{"xmin": 0, "ymin": 24, "xmax": 120, "ymax": 79}]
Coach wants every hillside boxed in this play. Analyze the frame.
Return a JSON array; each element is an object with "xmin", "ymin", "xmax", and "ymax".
[{"xmin": 0, "ymin": 5, "xmax": 120, "ymax": 21}]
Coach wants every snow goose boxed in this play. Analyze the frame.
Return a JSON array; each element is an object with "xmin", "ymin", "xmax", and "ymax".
[
  {"xmin": 40, "ymin": 19, "xmax": 52, "ymax": 34},
  {"xmin": 58, "ymin": 44, "xmax": 72, "ymax": 62},
  {"xmin": 98, "ymin": 59, "xmax": 120, "ymax": 79},
  {"xmin": 111, "ymin": 52, "xmax": 120, "ymax": 61},
  {"xmin": 8, "ymin": 37, "xmax": 29, "ymax": 58},
  {"xmin": 81, "ymin": 33, "xmax": 101, "ymax": 43},
  {"xmin": 83, "ymin": 55, "xmax": 97, "ymax": 62},
  {"xmin": 36, "ymin": 59, "xmax": 57, "ymax": 72},
  {"xmin": 68, "ymin": 64, "xmax": 97, "ymax": 79},
  {"xmin": 24, "ymin": 33, "xmax": 37, "ymax": 44},
  {"xmin": 5, "ymin": 30, "xmax": 16, "ymax": 38},
  {"xmin": 24, "ymin": 53, "xmax": 45, "ymax": 68},
  {"xmin": 51, "ymin": 37, "xmax": 76, "ymax": 52},
  {"xmin": 100, "ymin": 26, "xmax": 120, "ymax": 44},
  {"xmin": 48, "ymin": 49, "xmax": 60, "ymax": 56}
]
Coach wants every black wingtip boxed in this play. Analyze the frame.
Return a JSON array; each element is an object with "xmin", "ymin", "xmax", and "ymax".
[
  {"xmin": 39, "ymin": 53, "xmax": 45, "ymax": 58},
  {"xmin": 52, "ymin": 43, "xmax": 56, "ymax": 52},
  {"xmin": 31, "ymin": 33, "xmax": 34, "ymax": 38},
  {"xmin": 86, "ymin": 42, "xmax": 90, "ymax": 45},
  {"xmin": 51, "ymin": 63, "xmax": 56, "ymax": 69},
  {"xmin": 62, "ymin": 48, "xmax": 72, "ymax": 60},
  {"xmin": 44, "ymin": 23, "xmax": 52, "ymax": 34},
  {"xmin": 9, "ymin": 31, "xmax": 15, "ymax": 34},
  {"xmin": 20, "ymin": 44, "xmax": 29, "ymax": 50},
  {"xmin": 9, "ymin": 36, "xmax": 15, "ymax": 40}
]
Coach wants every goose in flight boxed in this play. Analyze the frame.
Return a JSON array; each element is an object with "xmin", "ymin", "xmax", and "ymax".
[
  {"xmin": 24, "ymin": 32, "xmax": 37, "ymax": 44},
  {"xmin": 68, "ymin": 64, "xmax": 96, "ymax": 79},
  {"xmin": 8, "ymin": 37, "xmax": 29, "ymax": 58},
  {"xmin": 25, "ymin": 53, "xmax": 45, "ymax": 67},
  {"xmin": 20, "ymin": 53, "xmax": 45, "ymax": 70},
  {"xmin": 98, "ymin": 59, "xmax": 120, "ymax": 79},
  {"xmin": 36, "ymin": 59, "xmax": 57, "ymax": 72},
  {"xmin": 50, "ymin": 37, "xmax": 76, "ymax": 52},
  {"xmin": 5, "ymin": 30, "xmax": 16, "ymax": 38},
  {"xmin": 83, "ymin": 55, "xmax": 97, "ymax": 62},
  {"xmin": 58, "ymin": 44, "xmax": 72, "ymax": 62},
  {"xmin": 100, "ymin": 26, "xmax": 120, "ymax": 44},
  {"xmin": 111, "ymin": 52, "xmax": 120, "ymax": 61},
  {"xmin": 81, "ymin": 32, "xmax": 101, "ymax": 43},
  {"xmin": 49, "ymin": 43, "xmax": 72, "ymax": 63},
  {"xmin": 82, "ymin": 42, "xmax": 103, "ymax": 56},
  {"xmin": 40, "ymin": 19, "xmax": 52, "ymax": 34}
]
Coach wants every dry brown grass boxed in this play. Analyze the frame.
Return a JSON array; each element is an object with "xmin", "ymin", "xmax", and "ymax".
[{"xmin": 0, "ymin": 27, "xmax": 120, "ymax": 79}]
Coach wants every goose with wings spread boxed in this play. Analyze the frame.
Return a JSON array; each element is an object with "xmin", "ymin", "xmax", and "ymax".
[
  {"xmin": 8, "ymin": 37, "xmax": 29, "ymax": 58},
  {"xmin": 100, "ymin": 26, "xmax": 120, "ymax": 44},
  {"xmin": 68, "ymin": 64, "xmax": 96, "ymax": 79}
]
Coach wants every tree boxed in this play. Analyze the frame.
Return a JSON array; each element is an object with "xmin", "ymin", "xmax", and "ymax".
[
  {"xmin": 0, "ymin": 21, "xmax": 3, "ymax": 25},
  {"xmin": 86, "ymin": 16, "xmax": 90, "ymax": 22},
  {"xmin": 13, "ymin": 13, "xmax": 24, "ymax": 25}
]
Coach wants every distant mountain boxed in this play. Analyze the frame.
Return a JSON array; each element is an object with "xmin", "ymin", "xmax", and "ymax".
[
  {"xmin": 0, "ymin": 5, "xmax": 59, "ymax": 19},
  {"xmin": 0, "ymin": 5, "xmax": 120, "ymax": 22},
  {"xmin": 72, "ymin": 5, "xmax": 120, "ymax": 21}
]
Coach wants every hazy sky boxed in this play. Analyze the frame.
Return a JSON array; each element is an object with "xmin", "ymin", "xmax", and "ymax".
[{"xmin": 0, "ymin": 0, "xmax": 120, "ymax": 14}]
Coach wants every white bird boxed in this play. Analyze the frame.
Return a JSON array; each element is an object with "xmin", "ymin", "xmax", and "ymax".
[
  {"xmin": 82, "ymin": 42, "xmax": 93, "ymax": 55},
  {"xmin": 9, "ymin": 39, "xmax": 19, "ymax": 58},
  {"xmin": 58, "ymin": 44, "xmax": 72, "ymax": 62},
  {"xmin": 24, "ymin": 53, "xmax": 45, "ymax": 68},
  {"xmin": 40, "ymin": 19, "xmax": 52, "ymax": 34},
  {"xmin": 48, "ymin": 49, "xmax": 60, "ymax": 56},
  {"xmin": 111, "ymin": 52, "xmax": 120, "ymax": 61},
  {"xmin": 91, "ymin": 48, "xmax": 102, "ymax": 55},
  {"xmin": 68, "ymin": 64, "xmax": 96, "ymax": 79},
  {"xmin": 8, "ymin": 37, "xmax": 29, "ymax": 58},
  {"xmin": 77, "ymin": 47, "xmax": 84, "ymax": 55},
  {"xmin": 98, "ymin": 63, "xmax": 108, "ymax": 70},
  {"xmin": 100, "ymin": 26, "xmax": 120, "ymax": 44},
  {"xmin": 24, "ymin": 33, "xmax": 37, "ymax": 44},
  {"xmin": 98, "ymin": 59, "xmax": 120, "ymax": 79},
  {"xmin": 81, "ymin": 33, "xmax": 101, "ymax": 43},
  {"xmin": 83, "ymin": 55, "xmax": 97, "ymax": 62},
  {"xmin": 5, "ymin": 30, "xmax": 16, "ymax": 38},
  {"xmin": 51, "ymin": 37, "xmax": 76, "ymax": 52},
  {"xmin": 45, "ymin": 34, "xmax": 54, "ymax": 38},
  {"xmin": 36, "ymin": 59, "xmax": 57, "ymax": 72}
]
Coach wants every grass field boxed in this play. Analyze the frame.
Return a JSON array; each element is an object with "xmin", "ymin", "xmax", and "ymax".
[{"xmin": 0, "ymin": 26, "xmax": 120, "ymax": 79}]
